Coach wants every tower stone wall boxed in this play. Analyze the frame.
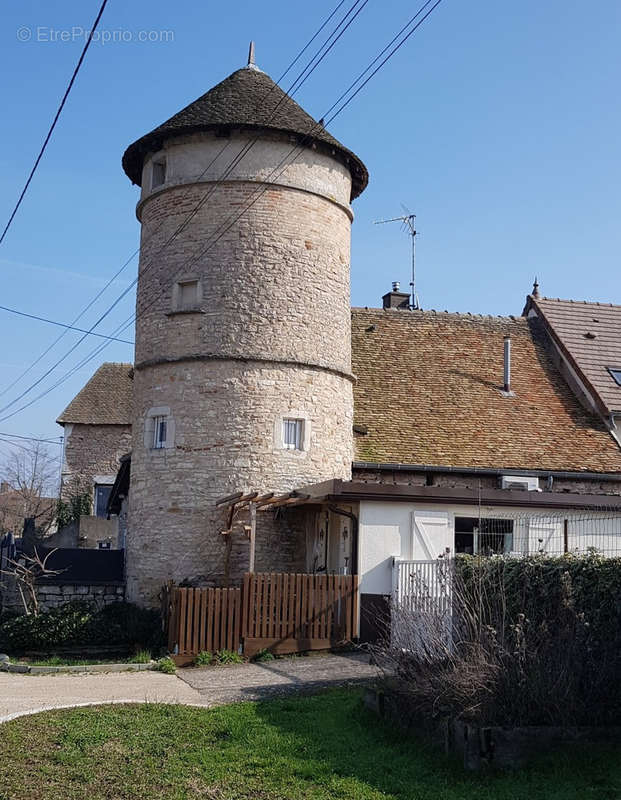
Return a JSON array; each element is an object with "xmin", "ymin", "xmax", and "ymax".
[{"xmin": 126, "ymin": 129, "xmax": 357, "ymax": 605}]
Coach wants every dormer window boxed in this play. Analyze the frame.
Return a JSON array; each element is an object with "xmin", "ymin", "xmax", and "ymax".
[
  {"xmin": 151, "ymin": 159, "xmax": 166, "ymax": 189},
  {"xmin": 608, "ymin": 367, "xmax": 621, "ymax": 387}
]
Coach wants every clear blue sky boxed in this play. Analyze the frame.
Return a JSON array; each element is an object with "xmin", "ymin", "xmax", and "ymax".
[{"xmin": 0, "ymin": 0, "xmax": 620, "ymax": 455}]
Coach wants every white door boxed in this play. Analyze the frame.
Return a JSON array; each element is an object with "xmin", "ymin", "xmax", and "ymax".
[{"xmin": 411, "ymin": 511, "xmax": 453, "ymax": 560}]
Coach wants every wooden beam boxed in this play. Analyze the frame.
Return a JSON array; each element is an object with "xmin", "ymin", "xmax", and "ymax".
[
  {"xmin": 255, "ymin": 492, "xmax": 292, "ymax": 508},
  {"xmin": 254, "ymin": 492, "xmax": 275, "ymax": 507},
  {"xmin": 248, "ymin": 502, "xmax": 257, "ymax": 573},
  {"xmin": 262, "ymin": 493, "xmax": 312, "ymax": 510},
  {"xmin": 215, "ymin": 490, "xmax": 243, "ymax": 507}
]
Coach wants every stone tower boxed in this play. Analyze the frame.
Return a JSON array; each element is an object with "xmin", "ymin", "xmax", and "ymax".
[{"xmin": 122, "ymin": 54, "xmax": 368, "ymax": 605}]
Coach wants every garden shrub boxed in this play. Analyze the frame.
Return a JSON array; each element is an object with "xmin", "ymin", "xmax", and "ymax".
[
  {"xmin": 194, "ymin": 650, "xmax": 213, "ymax": 666},
  {"xmin": 0, "ymin": 601, "xmax": 164, "ymax": 653},
  {"xmin": 156, "ymin": 656, "xmax": 176, "ymax": 674},
  {"xmin": 215, "ymin": 649, "xmax": 243, "ymax": 664},
  {"xmin": 375, "ymin": 553, "xmax": 621, "ymax": 728}
]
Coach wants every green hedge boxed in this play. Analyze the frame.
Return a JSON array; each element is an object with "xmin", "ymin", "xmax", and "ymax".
[
  {"xmin": 455, "ymin": 552, "xmax": 621, "ymax": 635},
  {"xmin": 454, "ymin": 553, "xmax": 621, "ymax": 725},
  {"xmin": 0, "ymin": 602, "xmax": 164, "ymax": 653}
]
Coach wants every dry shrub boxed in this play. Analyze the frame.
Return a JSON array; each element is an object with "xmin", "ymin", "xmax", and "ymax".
[{"xmin": 372, "ymin": 554, "xmax": 621, "ymax": 727}]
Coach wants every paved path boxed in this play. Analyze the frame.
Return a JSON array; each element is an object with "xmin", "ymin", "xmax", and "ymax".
[
  {"xmin": 0, "ymin": 652, "xmax": 377, "ymax": 723},
  {"xmin": 177, "ymin": 652, "xmax": 377, "ymax": 705}
]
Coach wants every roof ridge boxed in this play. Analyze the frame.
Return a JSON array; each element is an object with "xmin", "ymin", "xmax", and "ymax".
[
  {"xmin": 351, "ymin": 306, "xmax": 525, "ymax": 323},
  {"xmin": 539, "ymin": 296, "xmax": 621, "ymax": 309}
]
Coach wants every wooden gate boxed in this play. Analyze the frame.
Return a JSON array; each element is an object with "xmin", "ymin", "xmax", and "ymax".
[
  {"xmin": 164, "ymin": 573, "xmax": 359, "ymax": 663},
  {"xmin": 242, "ymin": 572, "xmax": 359, "ymax": 658}
]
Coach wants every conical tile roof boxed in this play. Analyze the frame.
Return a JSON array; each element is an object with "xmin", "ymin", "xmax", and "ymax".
[{"xmin": 122, "ymin": 65, "xmax": 368, "ymax": 198}]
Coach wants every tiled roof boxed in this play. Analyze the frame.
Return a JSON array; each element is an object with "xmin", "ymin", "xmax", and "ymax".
[
  {"xmin": 528, "ymin": 296, "xmax": 621, "ymax": 414},
  {"xmin": 57, "ymin": 363, "xmax": 133, "ymax": 426},
  {"xmin": 122, "ymin": 65, "xmax": 368, "ymax": 198},
  {"xmin": 351, "ymin": 309, "xmax": 621, "ymax": 473}
]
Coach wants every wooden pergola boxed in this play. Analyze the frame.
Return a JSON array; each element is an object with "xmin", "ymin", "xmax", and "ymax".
[{"xmin": 215, "ymin": 490, "xmax": 318, "ymax": 572}]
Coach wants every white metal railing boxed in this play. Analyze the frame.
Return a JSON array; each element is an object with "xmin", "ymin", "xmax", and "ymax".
[{"xmin": 392, "ymin": 558, "xmax": 452, "ymax": 613}]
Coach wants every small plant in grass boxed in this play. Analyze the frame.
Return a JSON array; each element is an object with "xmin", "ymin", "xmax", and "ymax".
[
  {"xmin": 252, "ymin": 648, "xmax": 275, "ymax": 663},
  {"xmin": 194, "ymin": 650, "xmax": 213, "ymax": 666},
  {"xmin": 156, "ymin": 657, "xmax": 176, "ymax": 674},
  {"xmin": 215, "ymin": 649, "xmax": 243, "ymax": 665},
  {"xmin": 129, "ymin": 649, "xmax": 151, "ymax": 664}
]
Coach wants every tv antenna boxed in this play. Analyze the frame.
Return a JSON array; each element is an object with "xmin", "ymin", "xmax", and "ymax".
[{"xmin": 374, "ymin": 204, "xmax": 419, "ymax": 309}]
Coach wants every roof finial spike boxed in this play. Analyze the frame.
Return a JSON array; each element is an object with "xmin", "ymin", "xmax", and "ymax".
[
  {"xmin": 245, "ymin": 40, "xmax": 260, "ymax": 71},
  {"xmin": 532, "ymin": 276, "xmax": 540, "ymax": 299}
]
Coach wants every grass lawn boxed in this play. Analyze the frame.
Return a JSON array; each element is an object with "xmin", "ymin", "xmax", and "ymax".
[
  {"xmin": 0, "ymin": 689, "xmax": 618, "ymax": 800},
  {"xmin": 13, "ymin": 653, "xmax": 152, "ymax": 667}
]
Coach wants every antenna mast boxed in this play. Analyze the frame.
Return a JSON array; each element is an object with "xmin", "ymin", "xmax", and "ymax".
[{"xmin": 373, "ymin": 208, "xmax": 419, "ymax": 309}]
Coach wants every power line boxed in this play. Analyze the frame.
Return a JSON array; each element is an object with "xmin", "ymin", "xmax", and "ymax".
[
  {"xmin": 0, "ymin": 0, "xmax": 367, "ymax": 417},
  {"xmin": 0, "ymin": 432, "xmax": 63, "ymax": 445},
  {"xmin": 0, "ymin": 304, "xmax": 134, "ymax": 344},
  {"xmin": 0, "ymin": 0, "xmax": 444, "ymax": 423},
  {"xmin": 0, "ymin": 0, "xmax": 109, "ymax": 246}
]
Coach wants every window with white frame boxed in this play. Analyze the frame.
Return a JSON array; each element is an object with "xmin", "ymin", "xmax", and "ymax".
[
  {"xmin": 151, "ymin": 159, "xmax": 166, "ymax": 189},
  {"xmin": 144, "ymin": 406, "xmax": 174, "ymax": 451},
  {"xmin": 152, "ymin": 415, "xmax": 168, "ymax": 449},
  {"xmin": 282, "ymin": 418, "xmax": 304, "ymax": 450}
]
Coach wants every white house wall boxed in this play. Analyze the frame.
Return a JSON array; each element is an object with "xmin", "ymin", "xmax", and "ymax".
[{"xmin": 358, "ymin": 500, "xmax": 621, "ymax": 595}]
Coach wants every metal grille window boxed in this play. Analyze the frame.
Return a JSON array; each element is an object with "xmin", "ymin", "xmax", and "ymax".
[
  {"xmin": 153, "ymin": 415, "xmax": 167, "ymax": 449},
  {"xmin": 282, "ymin": 418, "xmax": 303, "ymax": 450}
]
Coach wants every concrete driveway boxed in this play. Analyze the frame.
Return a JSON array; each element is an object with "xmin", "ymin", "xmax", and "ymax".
[{"xmin": 0, "ymin": 652, "xmax": 377, "ymax": 723}]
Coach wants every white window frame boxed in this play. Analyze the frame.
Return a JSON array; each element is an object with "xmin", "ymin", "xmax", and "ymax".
[
  {"xmin": 152, "ymin": 415, "xmax": 167, "ymax": 449},
  {"xmin": 283, "ymin": 418, "xmax": 303, "ymax": 450},
  {"xmin": 144, "ymin": 406, "xmax": 175, "ymax": 451},
  {"xmin": 274, "ymin": 413, "xmax": 311, "ymax": 453}
]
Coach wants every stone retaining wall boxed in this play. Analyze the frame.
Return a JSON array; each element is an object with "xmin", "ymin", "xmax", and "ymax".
[{"xmin": 2, "ymin": 580, "xmax": 125, "ymax": 614}]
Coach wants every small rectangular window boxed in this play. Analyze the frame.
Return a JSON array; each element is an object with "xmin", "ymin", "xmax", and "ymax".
[
  {"xmin": 153, "ymin": 415, "xmax": 167, "ymax": 449},
  {"xmin": 178, "ymin": 280, "xmax": 199, "ymax": 310},
  {"xmin": 151, "ymin": 160, "xmax": 166, "ymax": 189},
  {"xmin": 283, "ymin": 418, "xmax": 303, "ymax": 450},
  {"xmin": 608, "ymin": 367, "xmax": 621, "ymax": 387}
]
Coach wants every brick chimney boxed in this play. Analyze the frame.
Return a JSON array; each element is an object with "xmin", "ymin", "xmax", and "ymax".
[
  {"xmin": 0, "ymin": 482, "xmax": 10, "ymax": 494},
  {"xmin": 382, "ymin": 281, "xmax": 410, "ymax": 310}
]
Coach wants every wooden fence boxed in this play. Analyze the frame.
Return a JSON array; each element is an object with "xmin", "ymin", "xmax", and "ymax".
[
  {"xmin": 164, "ymin": 572, "xmax": 359, "ymax": 664},
  {"xmin": 165, "ymin": 586, "xmax": 242, "ymax": 663},
  {"xmin": 242, "ymin": 572, "xmax": 358, "ymax": 658}
]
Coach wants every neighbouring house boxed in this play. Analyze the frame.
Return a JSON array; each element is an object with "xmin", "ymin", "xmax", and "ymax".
[
  {"xmin": 57, "ymin": 51, "xmax": 621, "ymax": 641},
  {"xmin": 57, "ymin": 362, "xmax": 133, "ymax": 515},
  {"xmin": 524, "ymin": 287, "xmax": 621, "ymax": 443}
]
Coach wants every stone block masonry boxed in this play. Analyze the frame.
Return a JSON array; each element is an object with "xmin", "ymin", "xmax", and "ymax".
[
  {"xmin": 2, "ymin": 580, "xmax": 124, "ymax": 614},
  {"xmin": 62, "ymin": 423, "xmax": 132, "ymax": 500},
  {"xmin": 126, "ymin": 129, "xmax": 358, "ymax": 606}
]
